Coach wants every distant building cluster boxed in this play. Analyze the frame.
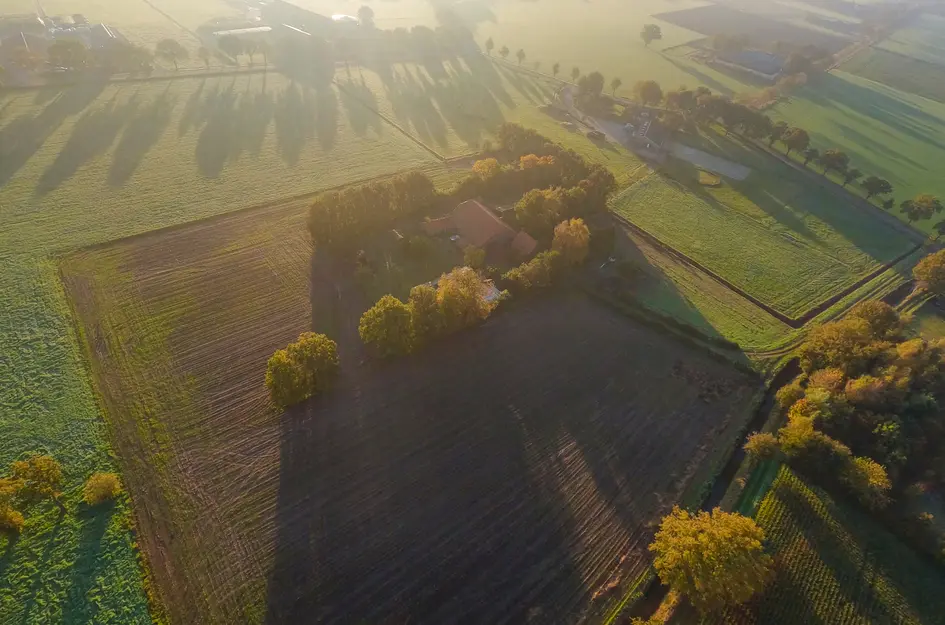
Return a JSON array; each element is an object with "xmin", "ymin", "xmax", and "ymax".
[{"xmin": 0, "ymin": 9, "xmax": 125, "ymax": 70}]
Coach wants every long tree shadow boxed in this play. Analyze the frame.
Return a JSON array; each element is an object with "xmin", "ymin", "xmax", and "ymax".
[
  {"xmin": 196, "ymin": 81, "xmax": 240, "ymax": 178},
  {"xmin": 337, "ymin": 77, "xmax": 385, "ymax": 137},
  {"xmin": 59, "ymin": 503, "xmax": 114, "ymax": 624},
  {"xmin": 18, "ymin": 507, "xmax": 67, "ymax": 625},
  {"xmin": 273, "ymin": 82, "xmax": 316, "ymax": 165},
  {"xmin": 108, "ymin": 88, "xmax": 177, "ymax": 186},
  {"xmin": 236, "ymin": 87, "xmax": 275, "ymax": 159},
  {"xmin": 177, "ymin": 79, "xmax": 207, "ymax": 137},
  {"xmin": 0, "ymin": 80, "xmax": 107, "ymax": 187},
  {"xmin": 35, "ymin": 91, "xmax": 141, "ymax": 195}
]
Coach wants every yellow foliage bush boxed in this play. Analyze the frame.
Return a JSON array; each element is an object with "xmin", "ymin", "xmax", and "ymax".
[{"xmin": 83, "ymin": 472, "xmax": 122, "ymax": 505}]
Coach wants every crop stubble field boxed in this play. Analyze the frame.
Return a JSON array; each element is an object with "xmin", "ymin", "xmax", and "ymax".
[
  {"xmin": 62, "ymin": 197, "xmax": 759, "ymax": 623},
  {"xmin": 697, "ymin": 467, "xmax": 945, "ymax": 624}
]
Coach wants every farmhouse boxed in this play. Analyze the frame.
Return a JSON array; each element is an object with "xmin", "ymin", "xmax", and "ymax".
[{"xmin": 424, "ymin": 200, "xmax": 537, "ymax": 259}]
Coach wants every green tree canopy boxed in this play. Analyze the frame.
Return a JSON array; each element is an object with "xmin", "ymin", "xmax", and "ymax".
[
  {"xmin": 633, "ymin": 79, "xmax": 663, "ymax": 106},
  {"xmin": 641, "ymin": 24, "xmax": 662, "ymax": 47},
  {"xmin": 649, "ymin": 506, "xmax": 773, "ymax": 613},
  {"xmin": 900, "ymin": 194, "xmax": 943, "ymax": 224},
  {"xmin": 359, "ymin": 295, "xmax": 414, "ymax": 356},
  {"xmin": 782, "ymin": 127, "xmax": 809, "ymax": 155},
  {"xmin": 818, "ymin": 149, "xmax": 849, "ymax": 176},
  {"xmin": 155, "ymin": 38, "xmax": 188, "ymax": 71},
  {"xmin": 552, "ymin": 218, "xmax": 590, "ymax": 265},
  {"xmin": 861, "ymin": 175, "xmax": 893, "ymax": 199},
  {"xmin": 265, "ymin": 333, "xmax": 339, "ymax": 408}
]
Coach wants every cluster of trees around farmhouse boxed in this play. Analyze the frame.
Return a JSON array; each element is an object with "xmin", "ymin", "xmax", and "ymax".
[
  {"xmin": 1, "ymin": 454, "xmax": 121, "ymax": 535},
  {"xmin": 742, "ymin": 295, "xmax": 945, "ymax": 563}
]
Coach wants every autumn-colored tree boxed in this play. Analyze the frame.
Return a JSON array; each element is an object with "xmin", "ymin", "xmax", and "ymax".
[
  {"xmin": 862, "ymin": 175, "xmax": 892, "ymax": 200},
  {"xmin": 846, "ymin": 300, "xmax": 901, "ymax": 339},
  {"xmin": 641, "ymin": 24, "xmax": 662, "ymax": 47},
  {"xmin": 11, "ymin": 455, "xmax": 62, "ymax": 504},
  {"xmin": 515, "ymin": 188, "xmax": 563, "ymax": 236},
  {"xmin": 782, "ymin": 127, "xmax": 809, "ymax": 156},
  {"xmin": 359, "ymin": 295, "xmax": 414, "ymax": 356},
  {"xmin": 842, "ymin": 457, "xmax": 892, "ymax": 510},
  {"xmin": 634, "ymin": 79, "xmax": 663, "ymax": 106},
  {"xmin": 0, "ymin": 477, "xmax": 24, "ymax": 534},
  {"xmin": 436, "ymin": 266, "xmax": 496, "ymax": 331},
  {"xmin": 472, "ymin": 157, "xmax": 501, "ymax": 180},
  {"xmin": 83, "ymin": 472, "xmax": 122, "ymax": 506},
  {"xmin": 408, "ymin": 284, "xmax": 444, "ymax": 343},
  {"xmin": 650, "ymin": 506, "xmax": 772, "ymax": 613},
  {"xmin": 744, "ymin": 432, "xmax": 780, "ymax": 461},
  {"xmin": 900, "ymin": 194, "xmax": 943, "ymax": 224},
  {"xmin": 914, "ymin": 249, "xmax": 945, "ymax": 296},
  {"xmin": 775, "ymin": 378, "xmax": 805, "ymax": 411},
  {"xmin": 266, "ymin": 333, "xmax": 339, "ymax": 408},
  {"xmin": 552, "ymin": 218, "xmax": 590, "ymax": 265},
  {"xmin": 798, "ymin": 318, "xmax": 883, "ymax": 375},
  {"xmin": 463, "ymin": 245, "xmax": 486, "ymax": 270},
  {"xmin": 155, "ymin": 38, "xmax": 188, "ymax": 71},
  {"xmin": 503, "ymin": 251, "xmax": 561, "ymax": 292}
]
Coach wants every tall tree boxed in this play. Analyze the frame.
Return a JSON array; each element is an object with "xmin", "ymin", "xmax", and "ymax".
[
  {"xmin": 218, "ymin": 35, "xmax": 243, "ymax": 64},
  {"xmin": 802, "ymin": 147, "xmax": 819, "ymax": 166},
  {"xmin": 499, "ymin": 45, "xmax": 510, "ymax": 60},
  {"xmin": 881, "ymin": 197, "xmax": 895, "ymax": 211},
  {"xmin": 359, "ymin": 295, "xmax": 414, "ymax": 356},
  {"xmin": 782, "ymin": 127, "xmax": 809, "ymax": 156},
  {"xmin": 265, "ymin": 333, "xmax": 339, "ymax": 408},
  {"xmin": 48, "ymin": 39, "xmax": 89, "ymax": 71},
  {"xmin": 571, "ymin": 66, "xmax": 580, "ymax": 82},
  {"xmin": 552, "ymin": 62, "xmax": 560, "ymax": 78},
  {"xmin": 914, "ymin": 249, "xmax": 945, "ymax": 295},
  {"xmin": 901, "ymin": 194, "xmax": 943, "ymax": 224},
  {"xmin": 650, "ymin": 507, "xmax": 773, "ymax": 613},
  {"xmin": 633, "ymin": 79, "xmax": 663, "ymax": 106},
  {"xmin": 552, "ymin": 218, "xmax": 591, "ymax": 265},
  {"xmin": 197, "ymin": 46, "xmax": 211, "ymax": 69},
  {"xmin": 516, "ymin": 48, "xmax": 526, "ymax": 65},
  {"xmin": 155, "ymin": 38, "xmax": 188, "ymax": 71},
  {"xmin": 862, "ymin": 175, "xmax": 892, "ymax": 199},
  {"xmin": 842, "ymin": 167, "xmax": 863, "ymax": 188},
  {"xmin": 485, "ymin": 37, "xmax": 494, "ymax": 56},
  {"xmin": 11, "ymin": 455, "xmax": 63, "ymax": 508},
  {"xmin": 610, "ymin": 77, "xmax": 623, "ymax": 96},
  {"xmin": 357, "ymin": 5, "xmax": 375, "ymax": 27},
  {"xmin": 768, "ymin": 120, "xmax": 788, "ymax": 146},
  {"xmin": 818, "ymin": 149, "xmax": 849, "ymax": 177},
  {"xmin": 641, "ymin": 24, "xmax": 662, "ymax": 47}
]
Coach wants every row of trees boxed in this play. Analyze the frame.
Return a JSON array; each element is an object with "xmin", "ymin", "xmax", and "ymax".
[
  {"xmin": 359, "ymin": 267, "xmax": 498, "ymax": 356},
  {"xmin": 265, "ymin": 333, "xmax": 339, "ymax": 408},
  {"xmin": 502, "ymin": 218, "xmax": 590, "ymax": 292},
  {"xmin": 1, "ymin": 455, "xmax": 120, "ymax": 534}
]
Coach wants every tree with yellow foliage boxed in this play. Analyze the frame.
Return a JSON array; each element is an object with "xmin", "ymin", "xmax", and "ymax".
[
  {"xmin": 436, "ymin": 266, "xmax": 495, "ymax": 331},
  {"xmin": 266, "ymin": 333, "xmax": 339, "ymax": 408},
  {"xmin": 83, "ymin": 472, "xmax": 122, "ymax": 506},
  {"xmin": 359, "ymin": 294, "xmax": 414, "ymax": 356},
  {"xmin": 649, "ymin": 506, "xmax": 772, "ymax": 613},
  {"xmin": 552, "ymin": 218, "xmax": 590, "ymax": 265},
  {"xmin": 11, "ymin": 454, "xmax": 62, "ymax": 505}
]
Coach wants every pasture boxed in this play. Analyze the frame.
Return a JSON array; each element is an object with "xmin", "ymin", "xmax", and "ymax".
[
  {"xmin": 769, "ymin": 69, "xmax": 945, "ymax": 235},
  {"xmin": 610, "ymin": 157, "xmax": 914, "ymax": 319},
  {"xmin": 62, "ymin": 197, "xmax": 759, "ymax": 624},
  {"xmin": 699, "ymin": 466, "xmax": 945, "ymax": 624},
  {"xmin": 878, "ymin": 12, "xmax": 945, "ymax": 68},
  {"xmin": 841, "ymin": 47, "xmax": 945, "ymax": 105}
]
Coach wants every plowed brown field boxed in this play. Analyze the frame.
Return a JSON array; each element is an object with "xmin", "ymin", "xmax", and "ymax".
[{"xmin": 63, "ymin": 200, "xmax": 759, "ymax": 624}]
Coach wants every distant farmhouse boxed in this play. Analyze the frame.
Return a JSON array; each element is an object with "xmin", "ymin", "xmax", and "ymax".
[
  {"xmin": 713, "ymin": 49, "xmax": 784, "ymax": 82},
  {"xmin": 424, "ymin": 200, "xmax": 538, "ymax": 261},
  {"xmin": 261, "ymin": 0, "xmax": 334, "ymax": 38}
]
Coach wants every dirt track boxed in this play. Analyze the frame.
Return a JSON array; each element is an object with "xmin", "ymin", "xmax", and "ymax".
[{"xmin": 63, "ymin": 200, "xmax": 757, "ymax": 624}]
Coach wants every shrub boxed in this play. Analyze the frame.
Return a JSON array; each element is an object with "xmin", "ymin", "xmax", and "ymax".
[
  {"xmin": 359, "ymin": 295, "xmax": 414, "ymax": 356},
  {"xmin": 552, "ymin": 218, "xmax": 590, "ymax": 265},
  {"xmin": 775, "ymin": 379, "xmax": 805, "ymax": 411},
  {"xmin": 503, "ymin": 250, "xmax": 561, "ymax": 292},
  {"xmin": 266, "ymin": 333, "xmax": 339, "ymax": 408},
  {"xmin": 83, "ymin": 472, "xmax": 122, "ymax": 505}
]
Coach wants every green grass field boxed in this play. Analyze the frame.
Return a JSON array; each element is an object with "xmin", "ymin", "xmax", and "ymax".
[
  {"xmin": 0, "ymin": 69, "xmax": 451, "ymax": 623},
  {"xmin": 769, "ymin": 69, "xmax": 945, "ymax": 235},
  {"xmin": 878, "ymin": 12, "xmax": 945, "ymax": 68},
  {"xmin": 841, "ymin": 47, "xmax": 945, "ymax": 105},
  {"xmin": 705, "ymin": 466, "xmax": 945, "ymax": 624},
  {"xmin": 611, "ymin": 159, "xmax": 913, "ymax": 319}
]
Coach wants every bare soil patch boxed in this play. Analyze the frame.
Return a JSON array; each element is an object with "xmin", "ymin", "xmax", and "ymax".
[{"xmin": 63, "ymin": 201, "xmax": 758, "ymax": 624}]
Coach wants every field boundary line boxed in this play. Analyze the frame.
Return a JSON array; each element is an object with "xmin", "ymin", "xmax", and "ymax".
[
  {"xmin": 0, "ymin": 66, "xmax": 275, "ymax": 91},
  {"xmin": 332, "ymin": 79, "xmax": 450, "ymax": 162},
  {"xmin": 610, "ymin": 191, "xmax": 922, "ymax": 328}
]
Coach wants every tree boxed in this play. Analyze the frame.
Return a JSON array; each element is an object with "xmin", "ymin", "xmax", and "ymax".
[
  {"xmin": 499, "ymin": 45, "xmax": 510, "ymax": 60},
  {"xmin": 841, "ymin": 457, "xmax": 891, "ymax": 510},
  {"xmin": 650, "ymin": 507, "xmax": 773, "ymax": 613},
  {"xmin": 744, "ymin": 432, "xmax": 780, "ymax": 461},
  {"xmin": 155, "ymin": 38, "xmax": 188, "ymax": 71},
  {"xmin": 357, "ymin": 5, "xmax": 375, "ymax": 27},
  {"xmin": 862, "ymin": 175, "xmax": 892, "ymax": 200},
  {"xmin": 767, "ymin": 120, "xmax": 788, "ymax": 147},
  {"xmin": 847, "ymin": 300, "xmax": 901, "ymax": 339},
  {"xmin": 610, "ymin": 77, "xmax": 622, "ymax": 96},
  {"xmin": 802, "ymin": 147, "xmax": 819, "ymax": 167},
  {"xmin": 516, "ymin": 49, "xmax": 525, "ymax": 65},
  {"xmin": 552, "ymin": 62, "xmax": 560, "ymax": 78},
  {"xmin": 900, "ymin": 194, "xmax": 943, "ymax": 224},
  {"xmin": 933, "ymin": 219, "xmax": 945, "ymax": 241},
  {"xmin": 48, "ymin": 39, "xmax": 89, "ymax": 71},
  {"xmin": 359, "ymin": 295, "xmax": 414, "ymax": 356},
  {"xmin": 258, "ymin": 40, "xmax": 271, "ymax": 67},
  {"xmin": 798, "ymin": 318, "xmax": 879, "ymax": 375},
  {"xmin": 265, "ymin": 333, "xmax": 339, "ymax": 408},
  {"xmin": 516, "ymin": 188, "xmax": 562, "ymax": 236},
  {"xmin": 472, "ymin": 157, "xmax": 501, "ymax": 179},
  {"xmin": 436, "ymin": 266, "xmax": 496, "ymax": 331},
  {"xmin": 83, "ymin": 473, "xmax": 121, "ymax": 506},
  {"xmin": 571, "ymin": 66, "xmax": 580, "ymax": 82},
  {"xmin": 0, "ymin": 477, "xmax": 24, "ymax": 534},
  {"xmin": 218, "ymin": 35, "xmax": 243, "ymax": 64},
  {"xmin": 11, "ymin": 455, "xmax": 62, "ymax": 504},
  {"xmin": 881, "ymin": 197, "xmax": 895, "ymax": 211},
  {"xmin": 485, "ymin": 37, "xmax": 494, "ymax": 56},
  {"xmin": 578, "ymin": 71, "xmax": 605, "ymax": 98},
  {"xmin": 552, "ymin": 218, "xmax": 590, "ymax": 265},
  {"xmin": 244, "ymin": 40, "xmax": 258, "ymax": 66},
  {"xmin": 782, "ymin": 127, "xmax": 809, "ymax": 156},
  {"xmin": 503, "ymin": 251, "xmax": 561, "ymax": 291},
  {"xmin": 842, "ymin": 167, "xmax": 862, "ymax": 188},
  {"xmin": 818, "ymin": 149, "xmax": 849, "ymax": 176},
  {"xmin": 464, "ymin": 245, "xmax": 486, "ymax": 270},
  {"xmin": 197, "ymin": 46, "xmax": 211, "ymax": 69},
  {"xmin": 914, "ymin": 249, "xmax": 945, "ymax": 295},
  {"xmin": 408, "ymin": 284, "xmax": 444, "ymax": 343},
  {"xmin": 641, "ymin": 24, "xmax": 662, "ymax": 47},
  {"xmin": 634, "ymin": 79, "xmax": 663, "ymax": 106}
]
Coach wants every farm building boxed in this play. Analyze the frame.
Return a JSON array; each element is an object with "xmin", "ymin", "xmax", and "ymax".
[
  {"xmin": 262, "ymin": 0, "xmax": 333, "ymax": 37},
  {"xmin": 424, "ymin": 200, "xmax": 538, "ymax": 260},
  {"xmin": 714, "ymin": 49, "xmax": 784, "ymax": 82}
]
